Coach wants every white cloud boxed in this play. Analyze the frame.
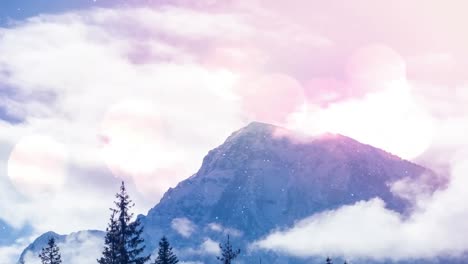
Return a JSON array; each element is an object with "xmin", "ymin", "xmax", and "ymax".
[
  {"xmin": 207, "ymin": 223, "xmax": 223, "ymax": 232},
  {"xmin": 252, "ymin": 71, "xmax": 468, "ymax": 261},
  {"xmin": 0, "ymin": 241, "xmax": 30, "ymax": 264},
  {"xmin": 171, "ymin": 218, "xmax": 196, "ymax": 238},
  {"xmin": 0, "ymin": 1, "xmax": 331, "ymax": 239},
  {"xmin": 252, "ymin": 199, "xmax": 402, "ymax": 260},
  {"xmin": 288, "ymin": 45, "xmax": 436, "ymax": 161},
  {"xmin": 199, "ymin": 238, "xmax": 220, "ymax": 255},
  {"xmin": 207, "ymin": 223, "xmax": 242, "ymax": 237},
  {"xmin": 182, "ymin": 238, "xmax": 220, "ymax": 256},
  {"xmin": 23, "ymin": 231, "xmax": 104, "ymax": 264},
  {"xmin": 252, "ymin": 153, "xmax": 468, "ymax": 261},
  {"xmin": 0, "ymin": 5, "xmax": 247, "ymax": 236}
]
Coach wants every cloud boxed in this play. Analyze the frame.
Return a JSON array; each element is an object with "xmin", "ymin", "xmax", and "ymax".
[
  {"xmin": 22, "ymin": 231, "xmax": 104, "ymax": 264},
  {"xmin": 243, "ymin": 40, "xmax": 468, "ymax": 263},
  {"xmin": 0, "ymin": 4, "xmax": 248, "ymax": 189},
  {"xmin": 235, "ymin": 73, "xmax": 305, "ymax": 125},
  {"xmin": 252, "ymin": 199, "xmax": 402, "ymax": 260},
  {"xmin": 252, "ymin": 52, "xmax": 468, "ymax": 260},
  {"xmin": 2, "ymin": 1, "xmax": 468, "ymax": 262},
  {"xmin": 0, "ymin": 5, "xmax": 249, "ymax": 236},
  {"xmin": 171, "ymin": 218, "xmax": 197, "ymax": 238},
  {"xmin": 182, "ymin": 238, "xmax": 220, "ymax": 256},
  {"xmin": 207, "ymin": 223, "xmax": 242, "ymax": 237},
  {"xmin": 0, "ymin": 1, "xmax": 332, "ymax": 238},
  {"xmin": 199, "ymin": 238, "xmax": 220, "ymax": 255},
  {"xmin": 0, "ymin": 240, "xmax": 31, "ymax": 264},
  {"xmin": 287, "ymin": 44, "xmax": 436, "ymax": 161},
  {"xmin": 252, "ymin": 152, "xmax": 468, "ymax": 261}
]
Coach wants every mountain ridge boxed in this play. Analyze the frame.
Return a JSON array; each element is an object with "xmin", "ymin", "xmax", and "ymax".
[
  {"xmin": 138, "ymin": 122, "xmax": 438, "ymax": 260},
  {"xmin": 18, "ymin": 122, "xmax": 441, "ymax": 264}
]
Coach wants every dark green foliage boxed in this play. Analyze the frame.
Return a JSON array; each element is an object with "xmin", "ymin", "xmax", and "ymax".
[
  {"xmin": 326, "ymin": 257, "xmax": 333, "ymax": 264},
  {"xmin": 153, "ymin": 236, "xmax": 179, "ymax": 264},
  {"xmin": 98, "ymin": 182, "xmax": 151, "ymax": 264},
  {"xmin": 39, "ymin": 237, "xmax": 62, "ymax": 264},
  {"xmin": 98, "ymin": 210, "xmax": 119, "ymax": 264},
  {"xmin": 217, "ymin": 235, "xmax": 240, "ymax": 264}
]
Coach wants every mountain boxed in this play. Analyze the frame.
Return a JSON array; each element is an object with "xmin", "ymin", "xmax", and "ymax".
[
  {"xmin": 18, "ymin": 122, "xmax": 440, "ymax": 263},
  {"xmin": 18, "ymin": 230, "xmax": 104, "ymax": 264},
  {"xmin": 138, "ymin": 122, "xmax": 439, "ymax": 261},
  {"xmin": 19, "ymin": 231, "xmax": 64, "ymax": 262}
]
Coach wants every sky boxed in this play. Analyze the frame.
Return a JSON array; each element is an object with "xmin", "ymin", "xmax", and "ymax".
[
  {"xmin": 0, "ymin": 0, "xmax": 152, "ymax": 23},
  {"xmin": 1, "ymin": 0, "xmax": 468, "ymax": 263}
]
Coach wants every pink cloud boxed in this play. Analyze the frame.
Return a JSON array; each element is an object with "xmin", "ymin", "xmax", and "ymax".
[
  {"xmin": 304, "ymin": 78, "xmax": 348, "ymax": 107},
  {"xmin": 235, "ymin": 73, "xmax": 305, "ymax": 125}
]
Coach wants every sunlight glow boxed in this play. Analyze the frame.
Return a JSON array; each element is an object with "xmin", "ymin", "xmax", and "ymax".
[
  {"xmin": 7, "ymin": 135, "xmax": 67, "ymax": 196},
  {"xmin": 99, "ymin": 99, "xmax": 170, "ymax": 176}
]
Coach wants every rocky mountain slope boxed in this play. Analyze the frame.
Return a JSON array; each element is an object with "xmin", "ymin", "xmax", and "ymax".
[{"xmin": 19, "ymin": 122, "xmax": 440, "ymax": 264}]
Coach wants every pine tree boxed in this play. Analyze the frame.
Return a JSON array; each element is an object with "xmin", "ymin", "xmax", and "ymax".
[
  {"xmin": 39, "ymin": 237, "xmax": 62, "ymax": 264},
  {"xmin": 217, "ymin": 235, "xmax": 240, "ymax": 264},
  {"xmin": 98, "ymin": 210, "xmax": 119, "ymax": 264},
  {"xmin": 153, "ymin": 236, "xmax": 179, "ymax": 264},
  {"xmin": 326, "ymin": 257, "xmax": 333, "ymax": 264},
  {"xmin": 98, "ymin": 181, "xmax": 151, "ymax": 264}
]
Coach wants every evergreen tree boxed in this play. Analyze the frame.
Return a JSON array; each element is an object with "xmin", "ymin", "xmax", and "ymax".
[
  {"xmin": 98, "ymin": 181, "xmax": 151, "ymax": 264},
  {"xmin": 153, "ymin": 236, "xmax": 179, "ymax": 264},
  {"xmin": 217, "ymin": 235, "xmax": 240, "ymax": 264},
  {"xmin": 39, "ymin": 237, "xmax": 62, "ymax": 264},
  {"xmin": 98, "ymin": 210, "xmax": 119, "ymax": 264},
  {"xmin": 326, "ymin": 257, "xmax": 333, "ymax": 264}
]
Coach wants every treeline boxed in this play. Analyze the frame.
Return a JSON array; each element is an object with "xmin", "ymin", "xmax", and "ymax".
[
  {"xmin": 36, "ymin": 182, "xmax": 348, "ymax": 264},
  {"xmin": 36, "ymin": 182, "xmax": 241, "ymax": 264}
]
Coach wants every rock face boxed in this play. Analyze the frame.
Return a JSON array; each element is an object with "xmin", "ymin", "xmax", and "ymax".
[
  {"xmin": 18, "ymin": 122, "xmax": 439, "ymax": 263},
  {"xmin": 138, "ymin": 122, "xmax": 437, "ymax": 261}
]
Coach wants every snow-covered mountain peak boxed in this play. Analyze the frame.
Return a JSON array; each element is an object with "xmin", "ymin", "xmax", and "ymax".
[
  {"xmin": 142, "ymin": 122, "xmax": 437, "ymax": 249},
  {"xmin": 19, "ymin": 122, "xmax": 441, "ymax": 264}
]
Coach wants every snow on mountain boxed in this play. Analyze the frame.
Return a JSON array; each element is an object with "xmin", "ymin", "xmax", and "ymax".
[
  {"xmin": 138, "ymin": 122, "xmax": 439, "ymax": 260},
  {"xmin": 18, "ymin": 122, "xmax": 440, "ymax": 263},
  {"xmin": 18, "ymin": 230, "xmax": 104, "ymax": 264}
]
